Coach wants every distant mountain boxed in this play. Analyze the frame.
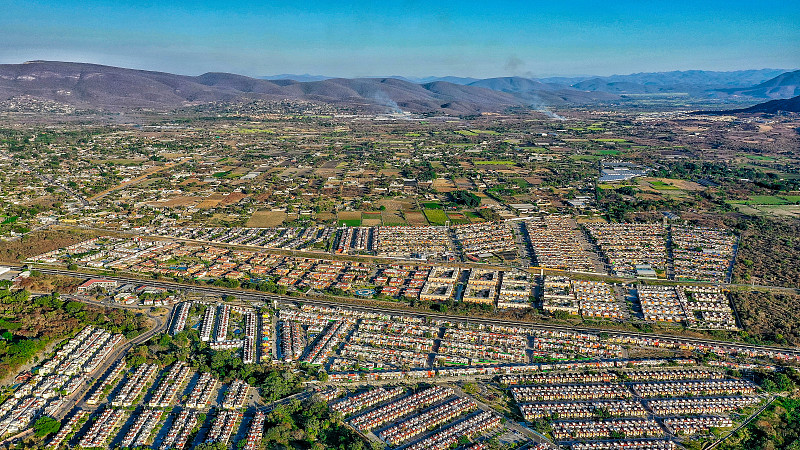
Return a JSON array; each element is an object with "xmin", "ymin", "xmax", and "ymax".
[
  {"xmin": 570, "ymin": 69, "xmax": 792, "ymax": 96},
  {"xmin": 406, "ymin": 76, "xmax": 479, "ymax": 85},
  {"xmin": 696, "ymin": 95, "xmax": 800, "ymax": 115},
  {"xmin": 467, "ymin": 77, "xmax": 618, "ymax": 105},
  {"xmin": 0, "ymin": 61, "xmax": 525, "ymax": 115},
  {"xmin": 3, "ymin": 61, "xmax": 796, "ymax": 116},
  {"xmin": 259, "ymin": 74, "xmax": 333, "ymax": 82},
  {"xmin": 720, "ymin": 70, "xmax": 800, "ymax": 99}
]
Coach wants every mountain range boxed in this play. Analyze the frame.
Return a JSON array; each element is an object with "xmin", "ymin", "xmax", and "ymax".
[
  {"xmin": 0, "ymin": 61, "xmax": 798, "ymax": 115},
  {"xmin": 697, "ymin": 95, "xmax": 800, "ymax": 115}
]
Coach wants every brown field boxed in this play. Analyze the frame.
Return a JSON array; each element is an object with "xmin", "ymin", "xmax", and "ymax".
[
  {"xmin": 404, "ymin": 211, "xmax": 429, "ymax": 226},
  {"xmin": 379, "ymin": 198, "xmax": 416, "ymax": 211},
  {"xmin": 219, "ymin": 192, "xmax": 248, "ymax": 206},
  {"xmin": 315, "ymin": 212, "xmax": 335, "ymax": 221},
  {"xmin": 362, "ymin": 218, "xmax": 382, "ymax": 226},
  {"xmin": 381, "ymin": 211, "xmax": 407, "ymax": 226},
  {"xmin": 197, "ymin": 199, "xmax": 222, "ymax": 208},
  {"xmin": 0, "ymin": 228, "xmax": 97, "ymax": 262},
  {"xmin": 151, "ymin": 196, "xmax": 200, "ymax": 207},
  {"xmin": 246, "ymin": 210, "xmax": 287, "ymax": 227},
  {"xmin": 432, "ymin": 179, "xmax": 457, "ymax": 192},
  {"xmin": 642, "ymin": 177, "xmax": 705, "ymax": 191},
  {"xmin": 337, "ymin": 211, "xmax": 362, "ymax": 221}
]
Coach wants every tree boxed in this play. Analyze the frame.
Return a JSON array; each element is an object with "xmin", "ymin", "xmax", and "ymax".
[{"xmin": 34, "ymin": 416, "xmax": 60, "ymax": 437}]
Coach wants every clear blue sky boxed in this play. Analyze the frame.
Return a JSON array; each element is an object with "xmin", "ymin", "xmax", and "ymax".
[{"xmin": 1, "ymin": 0, "xmax": 798, "ymax": 78}]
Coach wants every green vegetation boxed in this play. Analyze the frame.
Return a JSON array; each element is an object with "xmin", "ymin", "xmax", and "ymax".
[
  {"xmin": 448, "ymin": 190, "xmax": 481, "ymax": 208},
  {"xmin": 649, "ymin": 180, "xmax": 680, "ymax": 190},
  {"xmin": 34, "ymin": 416, "xmax": 61, "ymax": 437},
  {"xmin": 733, "ymin": 217, "xmax": 800, "ymax": 289},
  {"xmin": 262, "ymin": 398, "xmax": 372, "ymax": 449},
  {"xmin": 212, "ymin": 170, "xmax": 242, "ymax": 179},
  {"xmin": 719, "ymin": 395, "xmax": 800, "ymax": 450},
  {"xmin": 731, "ymin": 195, "xmax": 791, "ymax": 206},
  {"xmin": 474, "ymin": 160, "xmax": 515, "ymax": 165},
  {"xmin": 423, "ymin": 208, "xmax": 448, "ymax": 225},
  {"xmin": 127, "ymin": 329, "xmax": 307, "ymax": 402},
  {"xmin": 742, "ymin": 154, "xmax": 776, "ymax": 161},
  {"xmin": 337, "ymin": 219, "xmax": 361, "ymax": 227},
  {"xmin": 421, "ymin": 202, "xmax": 442, "ymax": 209},
  {"xmin": 731, "ymin": 290, "xmax": 800, "ymax": 346},
  {"xmin": 0, "ymin": 288, "xmax": 147, "ymax": 379}
]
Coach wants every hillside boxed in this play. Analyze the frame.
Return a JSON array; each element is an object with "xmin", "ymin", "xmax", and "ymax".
[
  {"xmin": 721, "ymin": 70, "xmax": 800, "ymax": 99},
  {"xmin": 696, "ymin": 95, "xmax": 800, "ymax": 114},
  {"xmin": 0, "ymin": 61, "xmax": 525, "ymax": 115}
]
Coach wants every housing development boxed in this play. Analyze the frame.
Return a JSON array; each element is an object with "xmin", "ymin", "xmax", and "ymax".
[{"xmin": 0, "ymin": 69, "xmax": 798, "ymax": 450}]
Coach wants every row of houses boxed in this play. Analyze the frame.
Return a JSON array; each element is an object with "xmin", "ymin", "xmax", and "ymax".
[
  {"xmin": 77, "ymin": 408, "xmax": 127, "ymax": 448},
  {"xmin": 110, "ymin": 363, "xmax": 159, "ymax": 407},
  {"xmin": 404, "ymin": 410, "xmax": 501, "ymax": 450},
  {"xmin": 160, "ymin": 409, "xmax": 199, "ymax": 450},
  {"xmin": 186, "ymin": 372, "xmax": 218, "ymax": 409},
  {"xmin": 647, "ymin": 396, "xmax": 760, "ymax": 415},
  {"xmin": 520, "ymin": 400, "xmax": 648, "ymax": 420},
  {"xmin": 350, "ymin": 385, "xmax": 452, "ymax": 432},
  {"xmin": 121, "ymin": 408, "xmax": 163, "ymax": 448},
  {"xmin": 206, "ymin": 409, "xmax": 242, "ymax": 444},
  {"xmin": 379, "ymin": 396, "xmax": 477, "ymax": 445},
  {"xmin": 148, "ymin": 362, "xmax": 191, "ymax": 408},
  {"xmin": 524, "ymin": 216, "xmax": 595, "ymax": 272},
  {"xmin": 512, "ymin": 384, "xmax": 633, "ymax": 402},
  {"xmin": 222, "ymin": 380, "xmax": 251, "ymax": 410},
  {"xmin": 552, "ymin": 417, "xmax": 664, "ymax": 440},
  {"xmin": 331, "ymin": 386, "xmax": 405, "ymax": 417}
]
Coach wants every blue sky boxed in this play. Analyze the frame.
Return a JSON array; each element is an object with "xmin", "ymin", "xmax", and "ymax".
[{"xmin": 1, "ymin": 0, "xmax": 798, "ymax": 77}]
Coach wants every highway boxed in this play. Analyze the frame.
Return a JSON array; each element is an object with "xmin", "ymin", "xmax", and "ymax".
[
  {"xmin": 24, "ymin": 265, "xmax": 800, "ymax": 360},
  {"xmin": 61, "ymin": 224, "xmax": 800, "ymax": 295}
]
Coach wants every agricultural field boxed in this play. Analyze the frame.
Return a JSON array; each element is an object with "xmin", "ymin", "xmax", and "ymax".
[
  {"xmin": 423, "ymin": 208, "xmax": 448, "ymax": 225},
  {"xmin": 246, "ymin": 210, "xmax": 288, "ymax": 227}
]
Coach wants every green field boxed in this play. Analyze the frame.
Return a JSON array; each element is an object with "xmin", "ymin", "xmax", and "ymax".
[
  {"xmin": 455, "ymin": 130, "xmax": 478, "ymax": 136},
  {"xmin": 475, "ymin": 160, "xmax": 515, "ymax": 165},
  {"xmin": 511, "ymin": 178, "xmax": 531, "ymax": 188},
  {"xmin": 596, "ymin": 149, "xmax": 621, "ymax": 155},
  {"xmin": 338, "ymin": 219, "xmax": 362, "ymax": 227},
  {"xmin": 593, "ymin": 138, "xmax": 628, "ymax": 143},
  {"xmin": 742, "ymin": 154, "xmax": 776, "ymax": 161},
  {"xmin": 729, "ymin": 195, "xmax": 791, "ymax": 206},
  {"xmin": 780, "ymin": 195, "xmax": 800, "ymax": 203},
  {"xmin": 421, "ymin": 202, "xmax": 442, "ymax": 209},
  {"xmin": 423, "ymin": 208, "xmax": 448, "ymax": 225},
  {"xmin": 649, "ymin": 180, "xmax": 681, "ymax": 190}
]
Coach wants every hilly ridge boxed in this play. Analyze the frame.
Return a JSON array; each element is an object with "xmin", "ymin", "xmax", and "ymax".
[
  {"xmin": 0, "ymin": 61, "xmax": 533, "ymax": 115},
  {"xmin": 1, "ymin": 61, "xmax": 799, "ymax": 116}
]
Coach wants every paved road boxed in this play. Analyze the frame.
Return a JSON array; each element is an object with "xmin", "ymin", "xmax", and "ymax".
[
  {"xmin": 54, "ymin": 304, "xmax": 170, "ymax": 420},
  {"xmin": 18, "ymin": 265, "xmax": 800, "ymax": 360},
  {"xmin": 60, "ymin": 224, "xmax": 800, "ymax": 296},
  {"xmin": 704, "ymin": 395, "xmax": 778, "ymax": 450}
]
